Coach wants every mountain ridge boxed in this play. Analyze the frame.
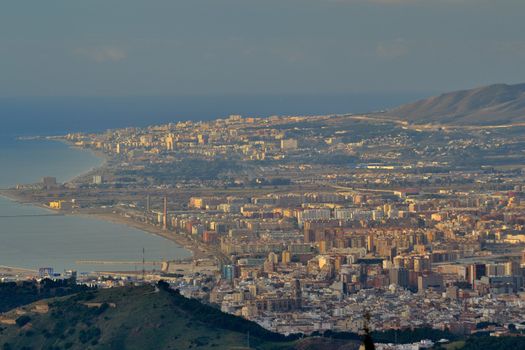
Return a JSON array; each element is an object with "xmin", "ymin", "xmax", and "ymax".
[{"xmin": 386, "ymin": 83, "xmax": 525, "ymax": 125}]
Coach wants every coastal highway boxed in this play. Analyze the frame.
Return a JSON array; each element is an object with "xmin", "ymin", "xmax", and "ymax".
[
  {"xmin": 327, "ymin": 183, "xmax": 398, "ymax": 194},
  {"xmin": 351, "ymin": 114, "xmax": 525, "ymax": 131}
]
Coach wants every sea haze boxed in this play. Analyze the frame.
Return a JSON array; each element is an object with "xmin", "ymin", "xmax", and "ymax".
[{"xmin": 0, "ymin": 93, "xmax": 427, "ymax": 137}]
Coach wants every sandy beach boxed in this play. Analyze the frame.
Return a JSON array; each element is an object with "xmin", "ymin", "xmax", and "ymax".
[
  {"xmin": 0, "ymin": 137, "xmax": 226, "ymax": 274},
  {"xmin": 0, "ymin": 188, "xmax": 221, "ymax": 265},
  {"xmin": 83, "ymin": 211, "xmax": 209, "ymax": 261}
]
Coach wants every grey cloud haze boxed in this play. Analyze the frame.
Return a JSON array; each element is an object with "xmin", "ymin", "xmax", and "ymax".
[
  {"xmin": 74, "ymin": 46, "xmax": 127, "ymax": 63},
  {"xmin": 376, "ymin": 38, "xmax": 409, "ymax": 59},
  {"xmin": 0, "ymin": 0, "xmax": 524, "ymax": 97}
]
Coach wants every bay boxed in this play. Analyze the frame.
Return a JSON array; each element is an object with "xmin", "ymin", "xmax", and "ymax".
[
  {"xmin": 0, "ymin": 138, "xmax": 190, "ymax": 273},
  {"xmin": 0, "ymin": 93, "xmax": 425, "ymax": 273}
]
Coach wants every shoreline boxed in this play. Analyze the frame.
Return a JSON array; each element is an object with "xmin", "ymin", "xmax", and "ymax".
[
  {"xmin": 0, "ymin": 189, "xmax": 200, "ymax": 265},
  {"xmin": 51, "ymin": 139, "xmax": 213, "ymax": 261},
  {"xmin": 0, "ymin": 139, "xmax": 203, "ymax": 274},
  {"xmin": 75, "ymin": 211, "xmax": 203, "ymax": 260},
  {"xmin": 50, "ymin": 137, "xmax": 110, "ymax": 184}
]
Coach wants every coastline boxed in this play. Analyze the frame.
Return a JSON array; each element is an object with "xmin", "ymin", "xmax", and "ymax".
[
  {"xmin": 0, "ymin": 264, "xmax": 38, "ymax": 279},
  {"xmin": 0, "ymin": 138, "xmax": 201, "ymax": 274},
  {"xmin": 0, "ymin": 189, "xmax": 198, "ymax": 266},
  {"xmin": 79, "ymin": 212, "xmax": 204, "ymax": 261},
  {"xmin": 50, "ymin": 137, "xmax": 110, "ymax": 184},
  {"xmin": 53, "ymin": 139, "xmax": 208, "ymax": 261},
  {"xmin": 0, "ymin": 191, "xmax": 57, "ymax": 216}
]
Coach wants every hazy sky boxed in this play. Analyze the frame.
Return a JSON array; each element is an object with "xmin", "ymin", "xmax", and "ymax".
[{"xmin": 1, "ymin": 0, "xmax": 524, "ymax": 97}]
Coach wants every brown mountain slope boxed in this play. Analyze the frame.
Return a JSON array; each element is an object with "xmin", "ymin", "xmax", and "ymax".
[{"xmin": 386, "ymin": 83, "xmax": 525, "ymax": 125}]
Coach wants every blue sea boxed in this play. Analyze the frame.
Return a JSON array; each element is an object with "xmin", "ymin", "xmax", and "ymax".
[{"xmin": 0, "ymin": 94, "xmax": 424, "ymax": 273}]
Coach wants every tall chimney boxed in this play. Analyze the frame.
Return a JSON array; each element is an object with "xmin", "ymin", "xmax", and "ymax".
[{"xmin": 163, "ymin": 196, "xmax": 168, "ymax": 230}]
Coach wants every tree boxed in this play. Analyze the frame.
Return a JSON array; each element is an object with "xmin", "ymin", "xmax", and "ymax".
[
  {"xmin": 361, "ymin": 311, "xmax": 375, "ymax": 350},
  {"xmin": 15, "ymin": 315, "xmax": 31, "ymax": 328}
]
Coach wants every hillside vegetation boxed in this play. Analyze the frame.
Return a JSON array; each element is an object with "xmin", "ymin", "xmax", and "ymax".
[
  {"xmin": 0, "ymin": 282, "xmax": 360, "ymax": 350},
  {"xmin": 0, "ymin": 279, "xmax": 90, "ymax": 313},
  {"xmin": 0, "ymin": 281, "xmax": 519, "ymax": 349}
]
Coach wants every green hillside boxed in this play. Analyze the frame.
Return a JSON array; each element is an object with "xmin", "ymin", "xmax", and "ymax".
[
  {"xmin": 1, "ymin": 280, "xmax": 518, "ymax": 350},
  {"xmin": 0, "ymin": 282, "xmax": 360, "ymax": 350},
  {"xmin": 0, "ymin": 279, "xmax": 90, "ymax": 313}
]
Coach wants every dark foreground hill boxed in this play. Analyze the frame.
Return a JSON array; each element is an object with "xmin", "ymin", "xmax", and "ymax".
[
  {"xmin": 387, "ymin": 83, "xmax": 525, "ymax": 125},
  {"xmin": 0, "ymin": 282, "xmax": 360, "ymax": 350},
  {"xmin": 0, "ymin": 281, "xmax": 522, "ymax": 350}
]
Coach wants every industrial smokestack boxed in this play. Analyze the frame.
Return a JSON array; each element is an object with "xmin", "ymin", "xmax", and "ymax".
[{"xmin": 163, "ymin": 196, "xmax": 168, "ymax": 230}]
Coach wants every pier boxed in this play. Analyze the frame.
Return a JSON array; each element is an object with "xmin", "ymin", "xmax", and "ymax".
[
  {"xmin": 76, "ymin": 260, "xmax": 162, "ymax": 266},
  {"xmin": 0, "ymin": 214, "xmax": 64, "ymax": 218}
]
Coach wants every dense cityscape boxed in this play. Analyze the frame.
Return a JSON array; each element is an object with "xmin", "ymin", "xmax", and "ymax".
[
  {"xmin": 3, "ymin": 0, "xmax": 525, "ymax": 348},
  {"xmin": 3, "ymin": 112, "xmax": 525, "ymax": 347}
]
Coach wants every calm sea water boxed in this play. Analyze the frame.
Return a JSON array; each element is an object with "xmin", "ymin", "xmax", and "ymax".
[{"xmin": 0, "ymin": 138, "xmax": 190, "ymax": 273}]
